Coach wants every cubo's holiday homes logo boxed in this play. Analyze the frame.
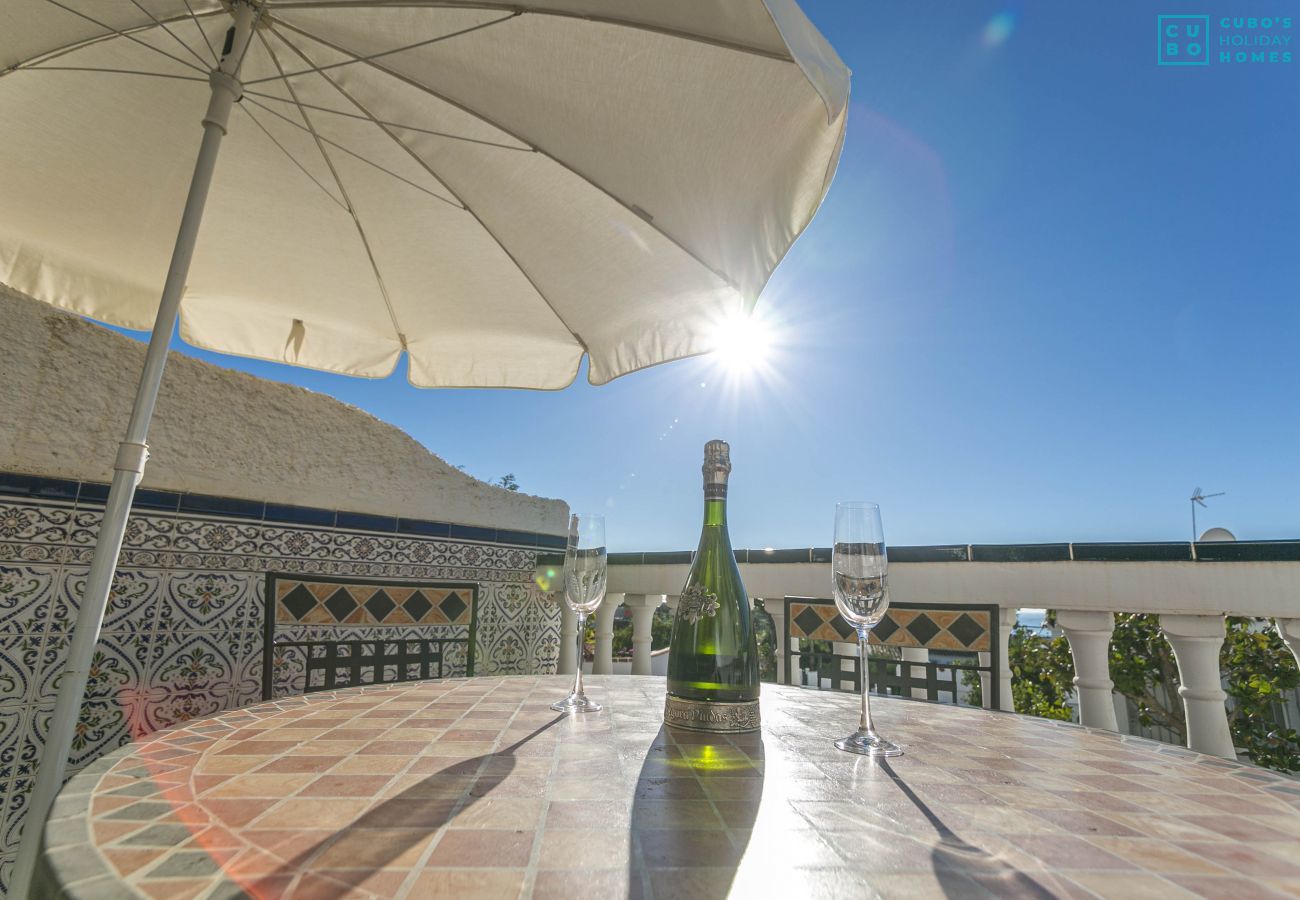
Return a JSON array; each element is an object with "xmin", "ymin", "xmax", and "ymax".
[{"xmin": 1158, "ymin": 14, "xmax": 1294, "ymax": 65}]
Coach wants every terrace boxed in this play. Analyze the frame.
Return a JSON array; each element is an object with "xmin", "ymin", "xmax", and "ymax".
[{"xmin": 2, "ymin": 1, "xmax": 1298, "ymax": 895}]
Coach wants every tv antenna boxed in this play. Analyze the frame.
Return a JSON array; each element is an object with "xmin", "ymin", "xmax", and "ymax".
[{"xmin": 1190, "ymin": 487, "xmax": 1225, "ymax": 542}]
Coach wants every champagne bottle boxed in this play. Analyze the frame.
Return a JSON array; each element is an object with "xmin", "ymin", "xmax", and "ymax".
[{"xmin": 664, "ymin": 440, "xmax": 761, "ymax": 733}]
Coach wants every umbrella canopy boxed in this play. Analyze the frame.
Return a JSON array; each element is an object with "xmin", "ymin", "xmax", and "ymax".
[{"xmin": 0, "ymin": 1, "xmax": 848, "ymax": 387}]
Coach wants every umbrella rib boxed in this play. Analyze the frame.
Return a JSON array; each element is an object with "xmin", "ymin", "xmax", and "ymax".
[
  {"xmin": 263, "ymin": 1, "xmax": 793, "ymax": 63},
  {"xmin": 239, "ymin": 104, "xmax": 352, "ymax": 213},
  {"xmin": 124, "ymin": 0, "xmax": 213, "ymax": 71},
  {"xmin": 272, "ymin": 17, "xmax": 742, "ymax": 295},
  {"xmin": 36, "ymin": 0, "xmax": 210, "ymax": 75},
  {"xmin": 180, "ymin": 0, "xmax": 221, "ymax": 65},
  {"xmin": 11, "ymin": 66, "xmax": 208, "ymax": 82},
  {"xmin": 242, "ymin": 89, "xmax": 532, "ymax": 152},
  {"xmin": 241, "ymin": 11, "xmax": 519, "ymax": 86},
  {"xmin": 272, "ymin": 26, "xmax": 590, "ymax": 353},
  {"xmin": 258, "ymin": 30, "xmax": 409, "ymax": 349},
  {"xmin": 243, "ymin": 96, "xmax": 463, "ymax": 209},
  {"xmin": 2, "ymin": 7, "xmax": 227, "ymax": 75}
]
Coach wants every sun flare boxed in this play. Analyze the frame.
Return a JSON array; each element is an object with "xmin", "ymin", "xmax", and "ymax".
[{"xmin": 710, "ymin": 308, "xmax": 776, "ymax": 376}]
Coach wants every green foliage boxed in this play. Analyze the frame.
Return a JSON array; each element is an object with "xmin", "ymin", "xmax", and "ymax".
[
  {"xmin": 496, "ymin": 473, "xmax": 520, "ymax": 491},
  {"xmin": 994, "ymin": 611, "xmax": 1300, "ymax": 773},
  {"xmin": 591, "ymin": 607, "xmax": 674, "ymax": 661},
  {"xmin": 1222, "ymin": 617, "xmax": 1300, "ymax": 772},
  {"xmin": 1108, "ymin": 614, "xmax": 1185, "ymax": 739},
  {"xmin": 1008, "ymin": 622, "xmax": 1076, "ymax": 721},
  {"xmin": 652, "ymin": 606, "xmax": 673, "ymax": 650}
]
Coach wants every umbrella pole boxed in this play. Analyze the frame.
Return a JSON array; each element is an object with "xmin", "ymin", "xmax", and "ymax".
[{"xmin": 10, "ymin": 5, "xmax": 259, "ymax": 895}]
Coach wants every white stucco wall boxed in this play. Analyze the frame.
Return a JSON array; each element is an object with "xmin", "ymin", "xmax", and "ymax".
[{"xmin": 0, "ymin": 286, "xmax": 567, "ymax": 534}]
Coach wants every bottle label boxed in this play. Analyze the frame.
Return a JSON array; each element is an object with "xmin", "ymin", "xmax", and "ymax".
[
  {"xmin": 679, "ymin": 584, "xmax": 720, "ymax": 623},
  {"xmin": 703, "ymin": 483, "xmax": 727, "ymax": 500},
  {"xmin": 664, "ymin": 695, "xmax": 761, "ymax": 733}
]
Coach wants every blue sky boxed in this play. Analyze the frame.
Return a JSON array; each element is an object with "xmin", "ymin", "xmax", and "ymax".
[{"xmin": 116, "ymin": 2, "xmax": 1299, "ymax": 551}]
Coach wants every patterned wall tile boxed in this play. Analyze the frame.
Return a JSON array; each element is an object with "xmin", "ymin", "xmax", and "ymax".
[
  {"xmin": 148, "ymin": 631, "xmax": 238, "ymax": 700},
  {"xmin": 44, "ymin": 567, "xmax": 165, "ymax": 635},
  {"xmin": 163, "ymin": 572, "xmax": 258, "ymax": 631},
  {"xmin": 0, "ymin": 705, "xmax": 24, "ymax": 783},
  {"xmin": 273, "ymin": 578, "xmax": 472, "ymax": 627},
  {"xmin": 0, "ymin": 493, "xmax": 562, "ymax": 870},
  {"xmin": 786, "ymin": 600, "xmax": 993, "ymax": 652},
  {"xmin": 25, "ymin": 701, "xmax": 131, "ymax": 774},
  {"xmin": 33, "ymin": 631, "xmax": 150, "ymax": 710},
  {"xmin": 0, "ymin": 566, "xmax": 56, "ymax": 635},
  {"xmin": 0, "ymin": 634, "xmax": 42, "ymax": 706},
  {"xmin": 2, "ymin": 778, "xmax": 32, "ymax": 868}
]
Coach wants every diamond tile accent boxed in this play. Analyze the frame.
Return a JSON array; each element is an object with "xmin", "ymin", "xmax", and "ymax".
[
  {"xmin": 830, "ymin": 616, "xmax": 856, "ymax": 641},
  {"xmin": 872, "ymin": 616, "xmax": 900, "ymax": 643},
  {"xmin": 949, "ymin": 612, "xmax": 986, "ymax": 648},
  {"xmin": 280, "ymin": 584, "xmax": 317, "ymax": 621},
  {"xmin": 324, "ymin": 588, "xmax": 359, "ymax": 622},
  {"xmin": 792, "ymin": 605, "xmax": 823, "ymax": 638},
  {"xmin": 440, "ymin": 591, "xmax": 468, "ymax": 624},
  {"xmin": 905, "ymin": 613, "xmax": 941, "ymax": 646},
  {"xmin": 364, "ymin": 589, "xmax": 397, "ymax": 622},
  {"xmin": 404, "ymin": 590, "xmax": 433, "ymax": 622}
]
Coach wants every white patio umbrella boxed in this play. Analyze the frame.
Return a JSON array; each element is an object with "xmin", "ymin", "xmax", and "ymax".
[{"xmin": 1, "ymin": 1, "xmax": 848, "ymax": 891}]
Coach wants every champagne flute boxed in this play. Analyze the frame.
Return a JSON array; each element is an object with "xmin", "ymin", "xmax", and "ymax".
[
  {"xmin": 551, "ymin": 513, "xmax": 606, "ymax": 713},
  {"xmin": 831, "ymin": 502, "xmax": 902, "ymax": 757}
]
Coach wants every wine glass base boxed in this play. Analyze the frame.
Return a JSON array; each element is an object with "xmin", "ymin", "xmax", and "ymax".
[
  {"xmin": 550, "ymin": 693, "xmax": 602, "ymax": 714},
  {"xmin": 834, "ymin": 730, "xmax": 903, "ymax": 757}
]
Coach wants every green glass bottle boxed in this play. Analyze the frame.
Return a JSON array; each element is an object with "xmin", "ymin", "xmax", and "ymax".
[{"xmin": 664, "ymin": 440, "xmax": 760, "ymax": 733}]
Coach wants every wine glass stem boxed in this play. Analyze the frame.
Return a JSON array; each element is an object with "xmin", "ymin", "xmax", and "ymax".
[
  {"xmin": 858, "ymin": 628, "xmax": 874, "ymax": 734},
  {"xmin": 573, "ymin": 612, "xmax": 587, "ymax": 699}
]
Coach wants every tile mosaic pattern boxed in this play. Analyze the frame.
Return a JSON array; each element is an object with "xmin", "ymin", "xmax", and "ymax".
[
  {"xmin": 273, "ymin": 577, "xmax": 474, "ymax": 627},
  {"xmin": 37, "ymin": 676, "xmax": 1300, "ymax": 899},
  {"xmin": 0, "ymin": 496, "xmax": 561, "ymax": 890},
  {"xmin": 787, "ymin": 598, "xmax": 994, "ymax": 651}
]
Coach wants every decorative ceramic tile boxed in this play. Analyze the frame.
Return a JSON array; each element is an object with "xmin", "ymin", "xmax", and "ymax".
[
  {"xmin": 786, "ymin": 599, "xmax": 993, "ymax": 651},
  {"xmin": 24, "ymin": 699, "xmax": 132, "ymax": 773},
  {"xmin": 0, "ymin": 633, "xmax": 42, "ymax": 706},
  {"xmin": 148, "ymin": 631, "xmax": 239, "ymax": 699},
  {"xmin": 274, "ymin": 578, "xmax": 473, "ymax": 627},
  {"xmin": 164, "ymin": 572, "xmax": 259, "ymax": 631},
  {"xmin": 2, "ymin": 777, "xmax": 32, "ymax": 862},
  {"xmin": 0, "ymin": 495, "xmax": 560, "ymax": 868},
  {"xmin": 0, "ymin": 704, "xmax": 25, "ymax": 782},
  {"xmin": 34, "ymin": 631, "xmax": 149, "ymax": 708},
  {"xmin": 0, "ymin": 566, "xmax": 56, "ymax": 635},
  {"xmin": 45, "ymin": 567, "xmax": 166, "ymax": 635}
]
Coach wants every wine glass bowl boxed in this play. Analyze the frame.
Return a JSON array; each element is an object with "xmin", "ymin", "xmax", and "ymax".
[
  {"xmin": 552, "ymin": 513, "xmax": 605, "ymax": 714},
  {"xmin": 832, "ymin": 502, "xmax": 902, "ymax": 758}
]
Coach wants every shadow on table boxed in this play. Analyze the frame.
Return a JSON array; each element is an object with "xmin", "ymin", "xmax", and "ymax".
[
  {"xmin": 248, "ymin": 714, "xmax": 565, "ymax": 897},
  {"xmin": 625, "ymin": 725, "xmax": 763, "ymax": 899},
  {"xmin": 879, "ymin": 760, "xmax": 1056, "ymax": 899}
]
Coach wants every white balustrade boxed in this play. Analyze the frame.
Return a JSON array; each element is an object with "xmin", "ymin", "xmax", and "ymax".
[
  {"xmin": 978, "ymin": 606, "xmax": 1016, "ymax": 711},
  {"xmin": 591, "ymin": 592, "xmax": 622, "ymax": 675},
  {"xmin": 547, "ymin": 545, "xmax": 1300, "ymax": 759},
  {"xmin": 623, "ymin": 594, "xmax": 665, "ymax": 676},
  {"xmin": 1056, "ymin": 610, "xmax": 1119, "ymax": 731},
  {"xmin": 1160, "ymin": 614, "xmax": 1235, "ymax": 759}
]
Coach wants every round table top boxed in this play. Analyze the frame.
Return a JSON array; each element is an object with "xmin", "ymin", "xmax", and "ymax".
[{"xmin": 40, "ymin": 675, "xmax": 1300, "ymax": 899}]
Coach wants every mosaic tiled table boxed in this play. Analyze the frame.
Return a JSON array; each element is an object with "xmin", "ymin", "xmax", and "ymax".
[{"xmin": 36, "ymin": 676, "xmax": 1300, "ymax": 899}]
